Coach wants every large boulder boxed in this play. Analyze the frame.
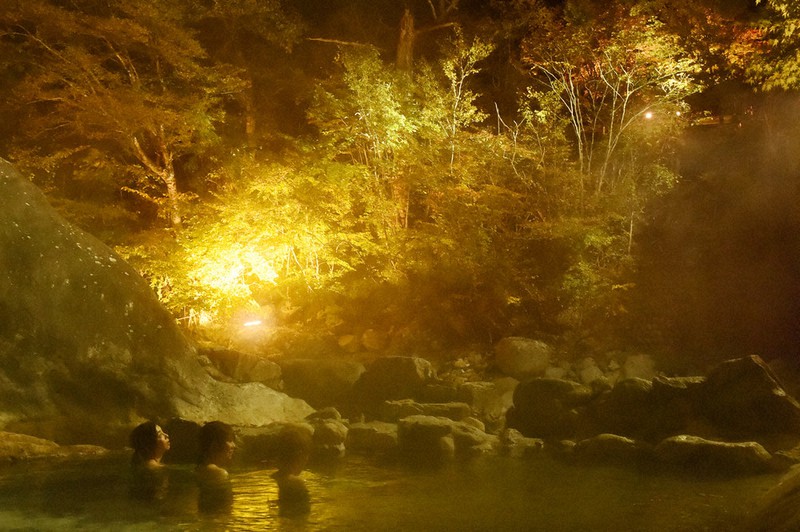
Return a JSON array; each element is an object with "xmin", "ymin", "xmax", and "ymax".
[
  {"xmin": 235, "ymin": 422, "xmax": 314, "ymax": 466},
  {"xmin": 592, "ymin": 378, "xmax": 656, "ymax": 439},
  {"xmin": 310, "ymin": 418, "xmax": 348, "ymax": 458},
  {"xmin": 0, "ymin": 159, "xmax": 312, "ymax": 445},
  {"xmin": 494, "ymin": 337, "xmax": 552, "ymax": 381},
  {"xmin": 397, "ymin": 415, "xmax": 455, "ymax": 458},
  {"xmin": 199, "ymin": 345, "xmax": 282, "ymax": 389},
  {"xmin": 346, "ymin": 421, "xmax": 399, "ymax": 453},
  {"xmin": 697, "ymin": 355, "xmax": 800, "ymax": 437},
  {"xmin": 506, "ymin": 378, "xmax": 594, "ymax": 439},
  {"xmin": 457, "ymin": 377, "xmax": 518, "ymax": 431},
  {"xmin": 277, "ymin": 357, "xmax": 366, "ymax": 409},
  {"xmin": 397, "ymin": 415, "xmax": 498, "ymax": 457},
  {"xmin": 621, "ymin": 353, "xmax": 657, "ymax": 380},
  {"xmin": 352, "ymin": 356, "xmax": 435, "ymax": 411}
]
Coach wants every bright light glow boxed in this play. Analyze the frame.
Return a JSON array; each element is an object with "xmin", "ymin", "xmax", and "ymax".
[
  {"xmin": 675, "ymin": 111, "xmax": 681, "ymax": 116},
  {"xmin": 198, "ymin": 310, "xmax": 213, "ymax": 326},
  {"xmin": 189, "ymin": 247, "xmax": 279, "ymax": 303},
  {"xmin": 644, "ymin": 111, "xmax": 653, "ymax": 120},
  {"xmin": 231, "ymin": 307, "xmax": 276, "ymax": 352}
]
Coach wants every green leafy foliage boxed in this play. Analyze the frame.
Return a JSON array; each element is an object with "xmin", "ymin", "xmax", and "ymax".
[
  {"xmin": 0, "ymin": 1, "xmax": 755, "ymax": 355},
  {"xmin": 117, "ymin": 154, "xmax": 399, "ymax": 339},
  {"xmin": 0, "ymin": 0, "xmax": 243, "ymax": 226},
  {"xmin": 519, "ymin": 1, "xmax": 700, "ymax": 198},
  {"xmin": 750, "ymin": 0, "xmax": 800, "ymax": 90}
]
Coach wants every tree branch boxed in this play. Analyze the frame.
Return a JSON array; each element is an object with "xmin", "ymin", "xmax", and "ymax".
[{"xmin": 306, "ymin": 37, "xmax": 378, "ymax": 48}]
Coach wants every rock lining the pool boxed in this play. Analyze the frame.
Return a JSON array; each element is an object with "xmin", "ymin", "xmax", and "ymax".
[{"xmin": 118, "ymin": 352, "xmax": 796, "ymax": 477}]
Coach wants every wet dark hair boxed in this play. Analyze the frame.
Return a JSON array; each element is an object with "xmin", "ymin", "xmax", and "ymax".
[
  {"xmin": 198, "ymin": 421, "xmax": 235, "ymax": 464},
  {"xmin": 274, "ymin": 426, "xmax": 313, "ymax": 469},
  {"xmin": 130, "ymin": 421, "xmax": 159, "ymax": 465}
]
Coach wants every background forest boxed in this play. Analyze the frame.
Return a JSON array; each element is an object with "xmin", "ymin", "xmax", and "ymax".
[{"xmin": 1, "ymin": 0, "xmax": 798, "ymax": 371}]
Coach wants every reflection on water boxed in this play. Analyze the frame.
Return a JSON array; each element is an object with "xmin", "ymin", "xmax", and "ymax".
[
  {"xmin": 0, "ymin": 451, "xmax": 782, "ymax": 531},
  {"xmin": 129, "ymin": 466, "xmax": 169, "ymax": 503},
  {"xmin": 197, "ymin": 473, "xmax": 234, "ymax": 516}
]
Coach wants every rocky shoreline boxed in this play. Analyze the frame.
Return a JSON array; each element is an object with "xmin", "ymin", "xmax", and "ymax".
[
  {"xmin": 8, "ymin": 349, "xmax": 800, "ymax": 480},
  {"xmin": 4, "ymin": 342, "xmax": 800, "ymax": 531},
  {"xmin": 197, "ymin": 349, "xmax": 800, "ymax": 478}
]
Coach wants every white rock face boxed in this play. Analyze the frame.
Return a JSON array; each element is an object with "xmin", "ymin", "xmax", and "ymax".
[{"xmin": 0, "ymin": 159, "xmax": 311, "ymax": 445}]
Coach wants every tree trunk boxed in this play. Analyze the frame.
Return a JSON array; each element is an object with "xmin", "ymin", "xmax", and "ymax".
[
  {"xmin": 396, "ymin": 8, "xmax": 415, "ymax": 70},
  {"xmin": 391, "ymin": 179, "xmax": 409, "ymax": 228},
  {"xmin": 242, "ymin": 71, "xmax": 257, "ymax": 150},
  {"xmin": 131, "ymin": 131, "xmax": 182, "ymax": 230},
  {"xmin": 163, "ymin": 167, "xmax": 182, "ymax": 229},
  {"xmin": 156, "ymin": 128, "xmax": 182, "ymax": 230}
]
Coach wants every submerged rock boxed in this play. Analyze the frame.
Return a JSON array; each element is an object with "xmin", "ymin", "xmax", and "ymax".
[
  {"xmin": 746, "ymin": 466, "xmax": 800, "ymax": 531},
  {"xmin": 0, "ymin": 431, "xmax": 107, "ymax": 462},
  {"xmin": 654, "ymin": 435, "xmax": 773, "ymax": 474},
  {"xmin": 379, "ymin": 399, "xmax": 472, "ymax": 423},
  {"xmin": 0, "ymin": 159, "xmax": 312, "ymax": 446},
  {"xmin": 573, "ymin": 433, "xmax": 652, "ymax": 464}
]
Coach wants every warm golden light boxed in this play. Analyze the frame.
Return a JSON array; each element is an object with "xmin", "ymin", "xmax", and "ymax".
[
  {"xmin": 645, "ymin": 111, "xmax": 654, "ymax": 119},
  {"xmin": 230, "ymin": 308, "xmax": 276, "ymax": 352}
]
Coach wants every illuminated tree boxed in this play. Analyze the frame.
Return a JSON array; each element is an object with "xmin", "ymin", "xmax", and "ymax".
[
  {"xmin": 118, "ymin": 155, "xmax": 398, "ymax": 341},
  {"xmin": 308, "ymin": 45, "xmax": 422, "ymax": 227},
  {"xmin": 437, "ymin": 29, "xmax": 494, "ymax": 174},
  {"xmin": 749, "ymin": 0, "xmax": 800, "ymax": 89},
  {"xmin": 481, "ymin": 0, "xmax": 705, "ymax": 336},
  {"xmin": 0, "ymin": 0, "xmax": 242, "ymax": 228},
  {"xmin": 520, "ymin": 1, "xmax": 700, "ymax": 200}
]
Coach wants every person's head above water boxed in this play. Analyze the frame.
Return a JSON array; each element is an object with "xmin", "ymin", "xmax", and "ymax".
[
  {"xmin": 130, "ymin": 421, "xmax": 170, "ymax": 467},
  {"xmin": 198, "ymin": 421, "xmax": 236, "ymax": 468},
  {"xmin": 273, "ymin": 425, "xmax": 313, "ymax": 476},
  {"xmin": 271, "ymin": 425, "xmax": 313, "ymax": 513}
]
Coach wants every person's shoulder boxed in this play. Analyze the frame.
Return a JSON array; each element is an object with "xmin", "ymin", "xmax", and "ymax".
[{"xmin": 197, "ymin": 463, "xmax": 229, "ymax": 484}]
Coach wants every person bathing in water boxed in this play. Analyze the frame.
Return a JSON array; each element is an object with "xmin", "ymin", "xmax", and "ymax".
[
  {"xmin": 128, "ymin": 421, "xmax": 171, "ymax": 501},
  {"xmin": 272, "ymin": 425, "xmax": 313, "ymax": 514},
  {"xmin": 130, "ymin": 421, "xmax": 171, "ymax": 468},
  {"xmin": 196, "ymin": 421, "xmax": 237, "ymax": 513}
]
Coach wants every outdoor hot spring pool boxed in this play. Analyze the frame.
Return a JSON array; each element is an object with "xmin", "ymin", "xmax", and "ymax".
[{"xmin": 0, "ymin": 451, "xmax": 781, "ymax": 531}]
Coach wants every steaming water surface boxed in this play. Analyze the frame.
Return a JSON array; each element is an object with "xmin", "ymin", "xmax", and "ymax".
[{"xmin": 0, "ymin": 452, "xmax": 780, "ymax": 531}]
